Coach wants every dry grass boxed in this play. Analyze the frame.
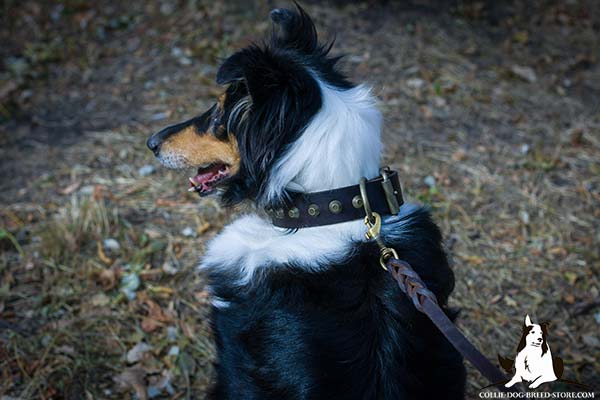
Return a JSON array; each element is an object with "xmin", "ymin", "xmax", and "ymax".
[{"xmin": 1, "ymin": 0, "xmax": 599, "ymax": 399}]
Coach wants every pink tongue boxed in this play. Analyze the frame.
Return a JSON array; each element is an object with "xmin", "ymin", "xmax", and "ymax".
[{"xmin": 193, "ymin": 164, "xmax": 222, "ymax": 184}]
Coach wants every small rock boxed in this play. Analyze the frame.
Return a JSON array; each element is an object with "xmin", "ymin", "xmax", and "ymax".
[
  {"xmin": 167, "ymin": 326, "xmax": 178, "ymax": 341},
  {"xmin": 56, "ymin": 345, "xmax": 75, "ymax": 355},
  {"xmin": 510, "ymin": 65, "xmax": 537, "ymax": 83},
  {"xmin": 520, "ymin": 144, "xmax": 530, "ymax": 154},
  {"xmin": 424, "ymin": 175, "xmax": 436, "ymax": 188},
  {"xmin": 79, "ymin": 185, "xmax": 95, "ymax": 195},
  {"xmin": 167, "ymin": 345, "xmax": 180, "ymax": 357},
  {"xmin": 120, "ymin": 273, "xmax": 140, "ymax": 300},
  {"xmin": 178, "ymin": 57, "xmax": 192, "ymax": 66},
  {"xmin": 181, "ymin": 227, "xmax": 196, "ymax": 238},
  {"xmin": 406, "ymin": 78, "xmax": 426, "ymax": 89},
  {"xmin": 519, "ymin": 210, "xmax": 530, "ymax": 225},
  {"xmin": 139, "ymin": 165, "xmax": 156, "ymax": 177},
  {"xmin": 147, "ymin": 386, "xmax": 161, "ymax": 398},
  {"xmin": 160, "ymin": 2, "xmax": 175, "ymax": 15},
  {"xmin": 102, "ymin": 238, "xmax": 120, "ymax": 254},
  {"xmin": 433, "ymin": 97, "xmax": 447, "ymax": 107},
  {"xmin": 162, "ymin": 261, "xmax": 178, "ymax": 275},
  {"xmin": 347, "ymin": 55, "xmax": 364, "ymax": 63},
  {"xmin": 150, "ymin": 112, "xmax": 169, "ymax": 121},
  {"xmin": 126, "ymin": 342, "xmax": 153, "ymax": 364},
  {"xmin": 41, "ymin": 334, "xmax": 51, "ymax": 346}
]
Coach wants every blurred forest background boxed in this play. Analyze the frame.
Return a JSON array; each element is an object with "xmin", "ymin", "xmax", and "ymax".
[{"xmin": 1, "ymin": 0, "xmax": 599, "ymax": 399}]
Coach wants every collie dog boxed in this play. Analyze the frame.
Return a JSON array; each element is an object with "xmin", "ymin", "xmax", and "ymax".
[
  {"xmin": 502, "ymin": 315, "xmax": 560, "ymax": 389},
  {"xmin": 147, "ymin": 4, "xmax": 465, "ymax": 399}
]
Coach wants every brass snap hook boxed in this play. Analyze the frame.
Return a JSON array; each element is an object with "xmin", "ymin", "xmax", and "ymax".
[{"xmin": 359, "ymin": 177, "xmax": 374, "ymax": 224}]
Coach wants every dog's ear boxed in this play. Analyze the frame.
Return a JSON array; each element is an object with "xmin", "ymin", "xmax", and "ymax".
[
  {"xmin": 216, "ymin": 51, "xmax": 246, "ymax": 86},
  {"xmin": 270, "ymin": 3, "xmax": 318, "ymax": 54},
  {"xmin": 217, "ymin": 46, "xmax": 319, "ymax": 107},
  {"xmin": 525, "ymin": 314, "xmax": 533, "ymax": 327},
  {"xmin": 540, "ymin": 321, "xmax": 550, "ymax": 333}
]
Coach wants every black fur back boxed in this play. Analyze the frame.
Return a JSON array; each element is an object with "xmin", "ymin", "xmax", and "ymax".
[{"xmin": 206, "ymin": 207, "xmax": 466, "ymax": 399}]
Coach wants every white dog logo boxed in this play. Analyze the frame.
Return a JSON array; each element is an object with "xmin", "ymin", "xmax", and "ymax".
[{"xmin": 498, "ymin": 315, "xmax": 563, "ymax": 389}]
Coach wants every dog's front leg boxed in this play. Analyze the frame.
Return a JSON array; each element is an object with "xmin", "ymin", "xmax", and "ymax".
[
  {"xmin": 505, "ymin": 375, "xmax": 522, "ymax": 388},
  {"xmin": 527, "ymin": 375, "xmax": 542, "ymax": 389},
  {"xmin": 529, "ymin": 375, "xmax": 553, "ymax": 389}
]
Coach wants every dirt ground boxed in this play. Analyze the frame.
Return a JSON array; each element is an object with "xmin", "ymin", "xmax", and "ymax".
[{"xmin": 1, "ymin": 1, "xmax": 599, "ymax": 399}]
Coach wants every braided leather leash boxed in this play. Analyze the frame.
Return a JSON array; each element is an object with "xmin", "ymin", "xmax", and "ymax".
[
  {"xmin": 385, "ymin": 257, "xmax": 518, "ymax": 393},
  {"xmin": 357, "ymin": 172, "xmax": 519, "ymax": 393}
]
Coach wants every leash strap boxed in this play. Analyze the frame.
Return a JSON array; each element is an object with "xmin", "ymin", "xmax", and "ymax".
[{"xmin": 385, "ymin": 258, "xmax": 519, "ymax": 393}]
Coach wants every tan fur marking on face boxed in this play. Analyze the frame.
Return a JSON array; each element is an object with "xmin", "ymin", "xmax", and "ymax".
[
  {"xmin": 161, "ymin": 126, "xmax": 240, "ymax": 173},
  {"xmin": 217, "ymin": 92, "xmax": 227, "ymax": 110}
]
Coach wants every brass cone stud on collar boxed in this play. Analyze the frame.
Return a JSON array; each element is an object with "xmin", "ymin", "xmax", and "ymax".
[
  {"xmin": 329, "ymin": 200, "xmax": 342, "ymax": 214},
  {"xmin": 308, "ymin": 204, "xmax": 320, "ymax": 216}
]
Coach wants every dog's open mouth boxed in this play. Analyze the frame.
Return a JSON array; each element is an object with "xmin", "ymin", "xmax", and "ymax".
[{"xmin": 188, "ymin": 163, "xmax": 230, "ymax": 196}]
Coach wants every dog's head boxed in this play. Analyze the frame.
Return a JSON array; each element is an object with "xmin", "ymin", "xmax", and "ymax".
[
  {"xmin": 147, "ymin": 4, "xmax": 357, "ymax": 206},
  {"xmin": 517, "ymin": 314, "xmax": 549, "ymax": 355}
]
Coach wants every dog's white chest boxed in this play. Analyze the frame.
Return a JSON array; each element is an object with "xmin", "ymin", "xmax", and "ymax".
[
  {"xmin": 515, "ymin": 347, "xmax": 554, "ymax": 380},
  {"xmin": 199, "ymin": 214, "xmax": 367, "ymax": 284}
]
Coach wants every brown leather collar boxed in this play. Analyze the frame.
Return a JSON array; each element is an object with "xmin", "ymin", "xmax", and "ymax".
[{"xmin": 266, "ymin": 168, "xmax": 404, "ymax": 229}]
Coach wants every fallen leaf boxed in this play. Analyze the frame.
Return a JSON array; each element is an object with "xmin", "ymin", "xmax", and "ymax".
[
  {"xmin": 451, "ymin": 149, "xmax": 467, "ymax": 162},
  {"xmin": 126, "ymin": 342, "xmax": 153, "ymax": 364},
  {"xmin": 510, "ymin": 65, "xmax": 537, "ymax": 83},
  {"xmin": 463, "ymin": 255, "xmax": 485, "ymax": 266},
  {"xmin": 197, "ymin": 222, "xmax": 211, "ymax": 235},
  {"xmin": 144, "ymin": 228, "xmax": 162, "ymax": 239},
  {"xmin": 97, "ymin": 268, "xmax": 119, "ymax": 290},
  {"xmin": 180, "ymin": 320, "xmax": 195, "ymax": 339},
  {"xmin": 504, "ymin": 296, "xmax": 517, "ymax": 308},
  {"xmin": 512, "ymin": 31, "xmax": 529, "ymax": 44},
  {"xmin": 564, "ymin": 294, "xmax": 576, "ymax": 304},
  {"xmin": 490, "ymin": 294, "xmax": 502, "ymax": 305},
  {"xmin": 97, "ymin": 241, "xmax": 113, "ymax": 265},
  {"xmin": 59, "ymin": 181, "xmax": 81, "ymax": 195},
  {"xmin": 564, "ymin": 271, "xmax": 577, "ymax": 285},
  {"xmin": 549, "ymin": 247, "xmax": 568, "ymax": 257},
  {"xmin": 147, "ymin": 299, "xmax": 173, "ymax": 322},
  {"xmin": 141, "ymin": 318, "xmax": 163, "ymax": 333},
  {"xmin": 55, "ymin": 345, "xmax": 76, "ymax": 355},
  {"xmin": 91, "ymin": 292, "xmax": 110, "ymax": 307},
  {"xmin": 114, "ymin": 366, "xmax": 148, "ymax": 400}
]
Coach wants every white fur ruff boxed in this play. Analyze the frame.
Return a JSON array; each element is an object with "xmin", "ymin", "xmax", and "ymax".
[{"xmin": 200, "ymin": 78, "xmax": 386, "ymax": 290}]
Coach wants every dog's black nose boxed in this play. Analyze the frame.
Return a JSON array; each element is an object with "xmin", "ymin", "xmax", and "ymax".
[{"xmin": 146, "ymin": 134, "xmax": 161, "ymax": 156}]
